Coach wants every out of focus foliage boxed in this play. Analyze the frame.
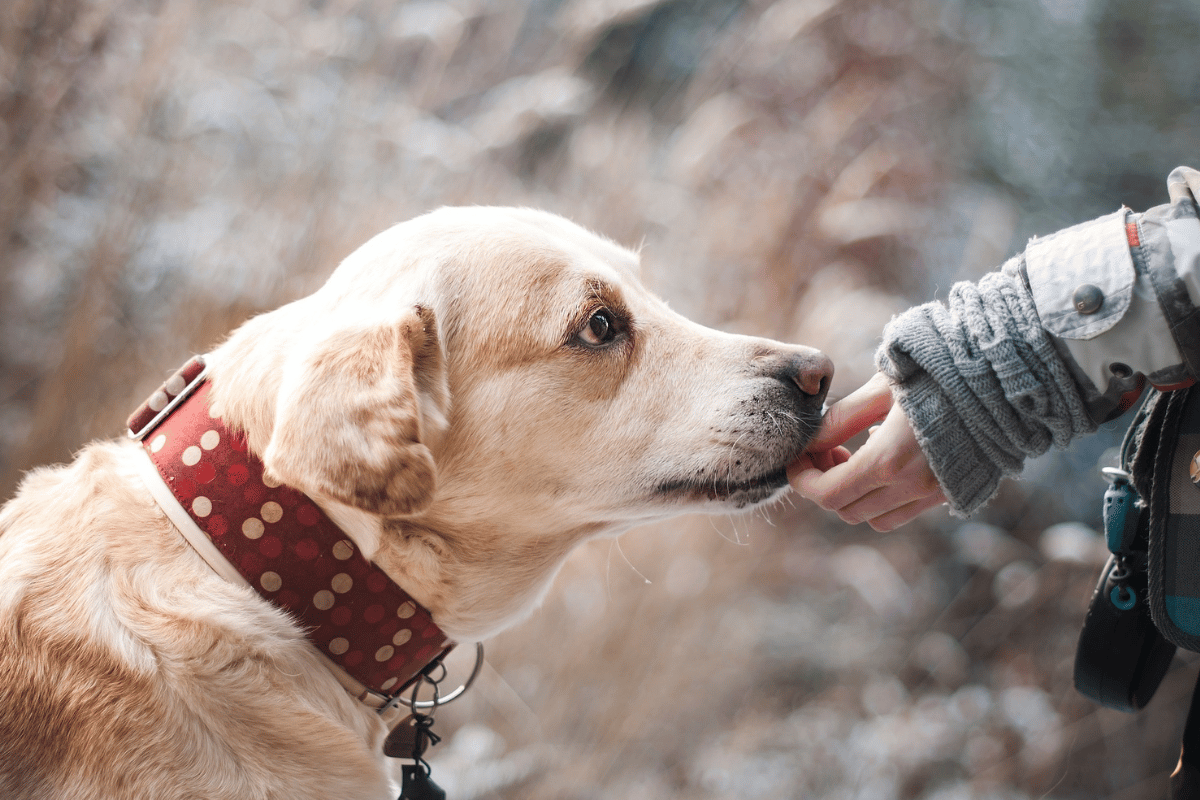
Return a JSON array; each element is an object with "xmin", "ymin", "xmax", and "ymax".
[{"xmin": 2, "ymin": 0, "xmax": 1198, "ymax": 798}]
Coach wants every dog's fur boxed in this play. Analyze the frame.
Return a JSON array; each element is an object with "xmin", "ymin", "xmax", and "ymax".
[{"xmin": 0, "ymin": 207, "xmax": 831, "ymax": 799}]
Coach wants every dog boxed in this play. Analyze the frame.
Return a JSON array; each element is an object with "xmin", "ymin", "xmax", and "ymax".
[{"xmin": 0, "ymin": 206, "xmax": 832, "ymax": 799}]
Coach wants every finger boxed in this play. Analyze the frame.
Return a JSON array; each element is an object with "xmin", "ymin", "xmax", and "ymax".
[
  {"xmin": 835, "ymin": 482, "xmax": 945, "ymax": 532},
  {"xmin": 836, "ymin": 482, "xmax": 928, "ymax": 525},
  {"xmin": 810, "ymin": 447, "xmax": 853, "ymax": 472},
  {"xmin": 866, "ymin": 492, "xmax": 948, "ymax": 532},
  {"xmin": 827, "ymin": 446, "xmax": 852, "ymax": 467},
  {"xmin": 789, "ymin": 446, "xmax": 851, "ymax": 476},
  {"xmin": 806, "ymin": 373, "xmax": 894, "ymax": 451},
  {"xmin": 789, "ymin": 453, "xmax": 817, "ymax": 474},
  {"xmin": 789, "ymin": 465, "xmax": 849, "ymax": 505},
  {"xmin": 789, "ymin": 452, "xmax": 887, "ymax": 510}
]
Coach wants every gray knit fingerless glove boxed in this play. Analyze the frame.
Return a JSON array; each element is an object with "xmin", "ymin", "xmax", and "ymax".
[{"xmin": 875, "ymin": 256, "xmax": 1097, "ymax": 516}]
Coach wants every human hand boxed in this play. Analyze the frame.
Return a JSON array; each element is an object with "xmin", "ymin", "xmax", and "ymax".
[{"xmin": 789, "ymin": 372, "xmax": 947, "ymax": 531}]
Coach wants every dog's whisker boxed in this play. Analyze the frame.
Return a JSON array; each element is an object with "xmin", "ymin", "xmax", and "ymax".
[
  {"xmin": 613, "ymin": 536, "xmax": 651, "ymax": 584},
  {"xmin": 707, "ymin": 514, "xmax": 744, "ymax": 546},
  {"xmin": 604, "ymin": 540, "xmax": 616, "ymax": 600},
  {"xmin": 711, "ymin": 513, "xmax": 753, "ymax": 546}
]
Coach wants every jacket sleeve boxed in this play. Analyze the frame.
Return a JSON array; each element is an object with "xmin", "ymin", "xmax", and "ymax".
[
  {"xmin": 1025, "ymin": 166, "xmax": 1200, "ymax": 420},
  {"xmin": 876, "ymin": 167, "xmax": 1200, "ymax": 516}
]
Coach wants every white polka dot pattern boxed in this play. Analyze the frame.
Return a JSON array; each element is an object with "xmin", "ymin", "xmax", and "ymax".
[
  {"xmin": 260, "ymin": 501, "xmax": 283, "ymax": 523},
  {"xmin": 260, "ymin": 571, "xmax": 282, "ymax": 592},
  {"xmin": 242, "ymin": 518, "xmax": 264, "ymax": 539},
  {"xmin": 192, "ymin": 496, "xmax": 212, "ymax": 517}
]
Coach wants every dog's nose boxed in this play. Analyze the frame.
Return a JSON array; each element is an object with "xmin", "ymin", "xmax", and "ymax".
[
  {"xmin": 753, "ymin": 349, "xmax": 834, "ymax": 405},
  {"xmin": 793, "ymin": 352, "xmax": 834, "ymax": 401}
]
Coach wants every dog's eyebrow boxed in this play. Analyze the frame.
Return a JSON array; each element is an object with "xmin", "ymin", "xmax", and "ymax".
[
  {"xmin": 585, "ymin": 278, "xmax": 632, "ymax": 318},
  {"xmin": 584, "ymin": 276, "xmax": 625, "ymax": 305}
]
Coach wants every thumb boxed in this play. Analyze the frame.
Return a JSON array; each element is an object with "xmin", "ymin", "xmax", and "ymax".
[{"xmin": 806, "ymin": 372, "xmax": 894, "ymax": 452}]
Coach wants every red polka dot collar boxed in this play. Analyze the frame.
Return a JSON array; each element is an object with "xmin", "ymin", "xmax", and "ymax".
[{"xmin": 128, "ymin": 356, "xmax": 454, "ymax": 700}]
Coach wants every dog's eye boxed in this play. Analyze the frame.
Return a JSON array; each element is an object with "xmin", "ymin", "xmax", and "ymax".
[{"xmin": 579, "ymin": 310, "xmax": 617, "ymax": 346}]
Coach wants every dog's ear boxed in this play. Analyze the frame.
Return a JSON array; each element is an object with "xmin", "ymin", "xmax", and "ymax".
[{"xmin": 264, "ymin": 306, "xmax": 446, "ymax": 517}]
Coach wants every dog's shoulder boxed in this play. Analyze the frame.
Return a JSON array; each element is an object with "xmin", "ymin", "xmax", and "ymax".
[
  {"xmin": 0, "ymin": 442, "xmax": 172, "ymax": 796},
  {"xmin": 0, "ymin": 441, "xmax": 392, "ymax": 799}
]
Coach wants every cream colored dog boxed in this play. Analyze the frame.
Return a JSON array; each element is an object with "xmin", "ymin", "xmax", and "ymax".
[{"xmin": 0, "ymin": 207, "xmax": 831, "ymax": 799}]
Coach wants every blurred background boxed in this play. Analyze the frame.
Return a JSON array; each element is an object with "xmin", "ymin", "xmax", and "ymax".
[{"xmin": 3, "ymin": 0, "xmax": 1199, "ymax": 797}]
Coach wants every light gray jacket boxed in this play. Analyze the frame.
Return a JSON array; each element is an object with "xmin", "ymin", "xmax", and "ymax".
[{"xmin": 878, "ymin": 167, "xmax": 1200, "ymax": 516}]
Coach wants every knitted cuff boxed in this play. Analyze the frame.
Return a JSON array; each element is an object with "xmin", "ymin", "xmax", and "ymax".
[
  {"xmin": 876, "ymin": 257, "xmax": 1097, "ymax": 517},
  {"xmin": 881, "ymin": 340, "xmax": 1005, "ymax": 516}
]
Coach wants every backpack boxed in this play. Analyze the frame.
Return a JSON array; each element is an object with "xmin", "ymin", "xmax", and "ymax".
[{"xmin": 1075, "ymin": 386, "xmax": 1200, "ymax": 797}]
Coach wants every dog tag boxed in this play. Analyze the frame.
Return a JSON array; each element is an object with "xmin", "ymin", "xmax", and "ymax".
[
  {"xmin": 399, "ymin": 764, "xmax": 446, "ymax": 800},
  {"xmin": 384, "ymin": 715, "xmax": 427, "ymax": 759}
]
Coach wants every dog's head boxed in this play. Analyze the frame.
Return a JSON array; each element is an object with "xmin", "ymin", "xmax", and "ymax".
[{"xmin": 209, "ymin": 207, "xmax": 831, "ymax": 639}]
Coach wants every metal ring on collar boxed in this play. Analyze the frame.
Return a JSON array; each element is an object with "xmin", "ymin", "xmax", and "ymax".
[{"xmin": 398, "ymin": 642, "xmax": 485, "ymax": 710}]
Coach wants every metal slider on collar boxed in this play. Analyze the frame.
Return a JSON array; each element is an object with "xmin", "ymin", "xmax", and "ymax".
[{"xmin": 127, "ymin": 355, "xmax": 209, "ymax": 440}]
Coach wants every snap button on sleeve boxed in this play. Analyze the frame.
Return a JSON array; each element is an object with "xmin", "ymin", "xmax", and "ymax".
[
  {"xmin": 1073, "ymin": 284, "xmax": 1104, "ymax": 314},
  {"xmin": 1025, "ymin": 208, "xmax": 1133, "ymax": 339}
]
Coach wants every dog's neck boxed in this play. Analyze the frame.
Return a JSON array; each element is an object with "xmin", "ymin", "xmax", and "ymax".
[
  {"xmin": 376, "ymin": 514, "xmax": 603, "ymax": 642},
  {"xmin": 205, "ymin": 309, "xmax": 294, "ymax": 462}
]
